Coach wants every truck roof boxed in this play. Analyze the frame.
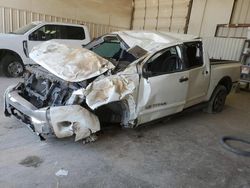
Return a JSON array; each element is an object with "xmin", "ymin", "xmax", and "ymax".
[
  {"xmin": 31, "ymin": 21, "xmax": 86, "ymax": 28},
  {"xmin": 113, "ymin": 30, "xmax": 199, "ymax": 53}
]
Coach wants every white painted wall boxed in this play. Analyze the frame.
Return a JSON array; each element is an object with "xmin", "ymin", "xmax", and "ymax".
[
  {"xmin": 188, "ymin": 0, "xmax": 234, "ymax": 37},
  {"xmin": 0, "ymin": 0, "xmax": 133, "ymax": 28}
]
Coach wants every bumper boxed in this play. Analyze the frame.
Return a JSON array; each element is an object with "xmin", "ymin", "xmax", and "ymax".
[
  {"xmin": 4, "ymin": 84, "xmax": 52, "ymax": 135},
  {"xmin": 4, "ymin": 84, "xmax": 101, "ymax": 140}
]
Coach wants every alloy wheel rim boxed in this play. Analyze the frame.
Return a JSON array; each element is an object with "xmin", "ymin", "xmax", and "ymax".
[{"xmin": 7, "ymin": 61, "xmax": 23, "ymax": 77}]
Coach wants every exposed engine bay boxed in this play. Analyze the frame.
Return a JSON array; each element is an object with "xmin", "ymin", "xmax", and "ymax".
[{"xmin": 21, "ymin": 65, "xmax": 89, "ymax": 108}]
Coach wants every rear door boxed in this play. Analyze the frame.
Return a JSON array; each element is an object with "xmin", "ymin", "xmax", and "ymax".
[
  {"xmin": 55, "ymin": 25, "xmax": 88, "ymax": 47},
  {"xmin": 138, "ymin": 45, "xmax": 189, "ymax": 124},
  {"xmin": 183, "ymin": 41, "xmax": 210, "ymax": 108}
]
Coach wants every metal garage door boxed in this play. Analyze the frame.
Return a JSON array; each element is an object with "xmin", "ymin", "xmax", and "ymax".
[
  {"xmin": 231, "ymin": 0, "xmax": 250, "ymax": 24},
  {"xmin": 132, "ymin": 0, "xmax": 192, "ymax": 33},
  {"xmin": 0, "ymin": 6, "xmax": 127, "ymax": 38},
  {"xmin": 215, "ymin": 0, "xmax": 250, "ymax": 38}
]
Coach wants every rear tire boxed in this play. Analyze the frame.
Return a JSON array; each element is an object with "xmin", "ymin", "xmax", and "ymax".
[
  {"xmin": 206, "ymin": 85, "xmax": 227, "ymax": 113},
  {"xmin": 2, "ymin": 55, "xmax": 24, "ymax": 77}
]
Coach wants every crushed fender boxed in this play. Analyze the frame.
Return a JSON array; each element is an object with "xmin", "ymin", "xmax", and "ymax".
[
  {"xmin": 49, "ymin": 105, "xmax": 100, "ymax": 141},
  {"xmin": 85, "ymin": 75, "xmax": 136, "ymax": 110}
]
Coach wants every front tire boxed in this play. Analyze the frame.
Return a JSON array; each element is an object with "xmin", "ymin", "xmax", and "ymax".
[
  {"xmin": 2, "ymin": 55, "xmax": 24, "ymax": 77},
  {"xmin": 206, "ymin": 85, "xmax": 227, "ymax": 113}
]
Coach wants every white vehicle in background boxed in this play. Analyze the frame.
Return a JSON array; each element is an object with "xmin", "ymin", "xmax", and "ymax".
[{"xmin": 0, "ymin": 22, "xmax": 91, "ymax": 77}]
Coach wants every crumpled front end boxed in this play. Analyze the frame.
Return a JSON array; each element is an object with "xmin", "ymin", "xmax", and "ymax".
[
  {"xmin": 4, "ymin": 83, "xmax": 101, "ymax": 141},
  {"xmin": 4, "ymin": 64, "xmax": 138, "ymax": 141},
  {"xmin": 4, "ymin": 41, "xmax": 139, "ymax": 142}
]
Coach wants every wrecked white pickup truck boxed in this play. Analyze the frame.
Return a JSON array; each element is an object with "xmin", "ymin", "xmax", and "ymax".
[{"xmin": 4, "ymin": 31, "xmax": 240, "ymax": 142}]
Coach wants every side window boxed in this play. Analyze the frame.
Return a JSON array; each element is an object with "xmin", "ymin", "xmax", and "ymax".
[
  {"xmin": 57, "ymin": 26, "xmax": 85, "ymax": 40},
  {"xmin": 29, "ymin": 25, "xmax": 58, "ymax": 41},
  {"xmin": 66, "ymin": 26, "xmax": 85, "ymax": 40},
  {"xmin": 184, "ymin": 42, "xmax": 203, "ymax": 69},
  {"xmin": 145, "ymin": 46, "xmax": 183, "ymax": 76},
  {"xmin": 29, "ymin": 25, "xmax": 85, "ymax": 41}
]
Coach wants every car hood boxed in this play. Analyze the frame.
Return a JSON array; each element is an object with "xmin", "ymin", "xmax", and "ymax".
[
  {"xmin": 0, "ymin": 33, "xmax": 22, "ymax": 39},
  {"xmin": 29, "ymin": 41, "xmax": 115, "ymax": 82}
]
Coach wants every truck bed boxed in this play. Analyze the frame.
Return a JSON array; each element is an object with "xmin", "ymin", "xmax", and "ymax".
[
  {"xmin": 210, "ymin": 59, "xmax": 239, "ymax": 65},
  {"xmin": 206, "ymin": 60, "xmax": 240, "ymax": 100}
]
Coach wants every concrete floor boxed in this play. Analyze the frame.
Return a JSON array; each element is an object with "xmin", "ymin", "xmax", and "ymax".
[{"xmin": 0, "ymin": 77, "xmax": 250, "ymax": 188}]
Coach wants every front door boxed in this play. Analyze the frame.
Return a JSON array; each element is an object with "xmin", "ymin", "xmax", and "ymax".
[
  {"xmin": 27, "ymin": 24, "xmax": 54, "ymax": 55},
  {"xmin": 138, "ymin": 45, "xmax": 189, "ymax": 124}
]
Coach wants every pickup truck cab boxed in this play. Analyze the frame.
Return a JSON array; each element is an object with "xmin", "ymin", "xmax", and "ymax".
[
  {"xmin": 4, "ymin": 31, "xmax": 240, "ymax": 142},
  {"xmin": 0, "ymin": 21, "xmax": 90, "ymax": 77}
]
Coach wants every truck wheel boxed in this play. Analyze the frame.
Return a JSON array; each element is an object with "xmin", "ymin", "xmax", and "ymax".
[
  {"xmin": 2, "ymin": 55, "xmax": 24, "ymax": 77},
  {"xmin": 206, "ymin": 85, "xmax": 227, "ymax": 113}
]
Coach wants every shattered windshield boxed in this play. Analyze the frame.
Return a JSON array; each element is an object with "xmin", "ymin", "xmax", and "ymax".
[
  {"xmin": 11, "ymin": 23, "xmax": 37, "ymax": 35},
  {"xmin": 85, "ymin": 35, "xmax": 137, "ymax": 68},
  {"xmin": 91, "ymin": 36, "xmax": 121, "ymax": 59}
]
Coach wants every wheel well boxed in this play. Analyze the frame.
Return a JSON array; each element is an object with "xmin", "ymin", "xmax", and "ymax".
[
  {"xmin": 0, "ymin": 49, "xmax": 23, "ymax": 65},
  {"xmin": 218, "ymin": 76, "xmax": 232, "ymax": 94},
  {"xmin": 94, "ymin": 100, "xmax": 130, "ymax": 125}
]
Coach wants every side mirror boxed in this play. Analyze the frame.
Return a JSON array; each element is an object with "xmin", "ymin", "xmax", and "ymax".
[
  {"xmin": 143, "ymin": 71, "xmax": 152, "ymax": 78},
  {"xmin": 142, "ymin": 67, "xmax": 152, "ymax": 78},
  {"xmin": 29, "ymin": 33, "xmax": 37, "ymax": 41}
]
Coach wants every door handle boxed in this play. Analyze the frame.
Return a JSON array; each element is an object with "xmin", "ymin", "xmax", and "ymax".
[
  {"xmin": 179, "ymin": 76, "xmax": 189, "ymax": 83},
  {"xmin": 202, "ymin": 70, "xmax": 209, "ymax": 75},
  {"xmin": 23, "ymin": 40, "xmax": 29, "ymax": 58}
]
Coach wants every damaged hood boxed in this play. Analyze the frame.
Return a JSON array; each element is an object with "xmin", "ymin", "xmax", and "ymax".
[{"xmin": 29, "ymin": 41, "xmax": 115, "ymax": 82}]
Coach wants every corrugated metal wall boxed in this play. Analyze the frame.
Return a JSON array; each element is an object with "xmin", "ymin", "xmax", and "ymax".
[
  {"xmin": 231, "ymin": 0, "xmax": 250, "ymax": 24},
  {"xmin": 0, "ymin": 6, "xmax": 127, "ymax": 38},
  {"xmin": 132, "ymin": 0, "xmax": 191, "ymax": 33},
  {"xmin": 215, "ymin": 24, "xmax": 249, "ymax": 38},
  {"xmin": 187, "ymin": 0, "xmax": 234, "ymax": 37},
  {"xmin": 203, "ymin": 37, "xmax": 245, "ymax": 61},
  {"xmin": 214, "ymin": 0, "xmax": 250, "ymax": 39}
]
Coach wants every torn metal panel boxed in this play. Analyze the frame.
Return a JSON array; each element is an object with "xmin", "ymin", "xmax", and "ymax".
[
  {"xmin": 136, "ymin": 78, "xmax": 151, "ymax": 113},
  {"xmin": 85, "ymin": 75, "xmax": 136, "ymax": 110},
  {"xmin": 49, "ymin": 105, "xmax": 100, "ymax": 141},
  {"xmin": 122, "ymin": 95, "xmax": 137, "ymax": 127},
  {"xmin": 29, "ymin": 41, "xmax": 115, "ymax": 82}
]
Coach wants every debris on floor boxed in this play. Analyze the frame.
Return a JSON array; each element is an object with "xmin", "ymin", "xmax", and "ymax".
[
  {"xmin": 55, "ymin": 169, "xmax": 68, "ymax": 177},
  {"xmin": 83, "ymin": 134, "xmax": 98, "ymax": 144},
  {"xmin": 19, "ymin": 156, "xmax": 43, "ymax": 168}
]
